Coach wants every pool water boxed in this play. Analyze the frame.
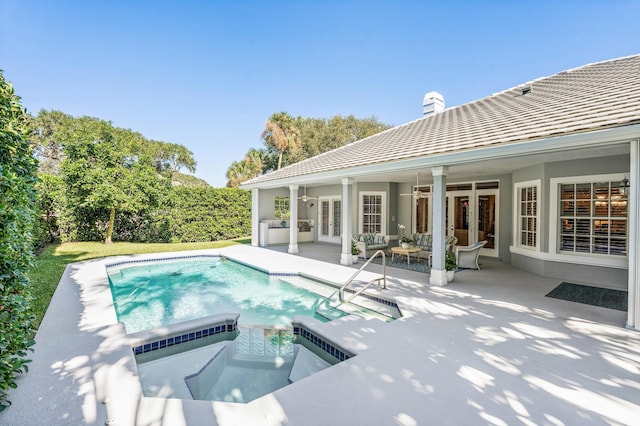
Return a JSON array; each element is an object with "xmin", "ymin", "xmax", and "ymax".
[
  {"xmin": 138, "ymin": 327, "xmax": 333, "ymax": 403},
  {"xmin": 108, "ymin": 258, "xmax": 348, "ymax": 333}
]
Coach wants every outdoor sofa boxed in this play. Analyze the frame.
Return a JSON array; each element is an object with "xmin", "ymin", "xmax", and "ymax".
[
  {"xmin": 352, "ymin": 233, "xmax": 388, "ymax": 259},
  {"xmin": 409, "ymin": 233, "xmax": 458, "ymax": 261}
]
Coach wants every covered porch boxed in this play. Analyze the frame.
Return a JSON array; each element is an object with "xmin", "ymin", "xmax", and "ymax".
[
  {"xmin": 242, "ymin": 57, "xmax": 640, "ymax": 330},
  {"xmin": 247, "ymin": 136, "xmax": 638, "ymax": 328}
]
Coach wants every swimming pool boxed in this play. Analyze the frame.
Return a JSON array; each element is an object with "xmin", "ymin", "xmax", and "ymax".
[
  {"xmin": 108, "ymin": 256, "xmax": 378, "ymax": 403},
  {"xmin": 107, "ymin": 257, "xmax": 355, "ymax": 333}
]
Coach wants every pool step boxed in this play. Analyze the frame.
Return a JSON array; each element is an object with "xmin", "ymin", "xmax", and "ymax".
[
  {"xmin": 276, "ymin": 275, "xmax": 338, "ymax": 298},
  {"xmin": 314, "ymin": 296, "xmax": 394, "ymax": 323},
  {"xmin": 314, "ymin": 301, "xmax": 349, "ymax": 321},
  {"xmin": 279, "ymin": 275, "xmax": 400, "ymax": 322},
  {"xmin": 347, "ymin": 297, "xmax": 401, "ymax": 320}
]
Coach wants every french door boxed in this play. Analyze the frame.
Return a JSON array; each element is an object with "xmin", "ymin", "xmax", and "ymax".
[
  {"xmin": 413, "ymin": 183, "xmax": 499, "ymax": 257},
  {"xmin": 447, "ymin": 191, "xmax": 474, "ymax": 246},
  {"xmin": 318, "ymin": 196, "xmax": 342, "ymax": 243},
  {"xmin": 476, "ymin": 189, "xmax": 498, "ymax": 257}
]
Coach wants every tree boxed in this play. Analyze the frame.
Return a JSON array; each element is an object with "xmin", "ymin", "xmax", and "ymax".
[
  {"xmin": 30, "ymin": 109, "xmax": 72, "ymax": 175},
  {"xmin": 261, "ymin": 112, "xmax": 301, "ymax": 170},
  {"xmin": 0, "ymin": 70, "xmax": 38, "ymax": 411},
  {"xmin": 225, "ymin": 148, "xmax": 264, "ymax": 187},
  {"xmin": 290, "ymin": 115, "xmax": 390, "ymax": 163},
  {"xmin": 245, "ymin": 113, "xmax": 391, "ymax": 172},
  {"xmin": 33, "ymin": 173, "xmax": 64, "ymax": 247},
  {"xmin": 61, "ymin": 117, "xmax": 165, "ymax": 244},
  {"xmin": 147, "ymin": 140, "xmax": 197, "ymax": 175}
]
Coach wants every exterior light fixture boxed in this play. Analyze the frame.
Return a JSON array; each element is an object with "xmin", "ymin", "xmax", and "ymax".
[{"xmin": 618, "ymin": 177, "xmax": 630, "ymax": 196}]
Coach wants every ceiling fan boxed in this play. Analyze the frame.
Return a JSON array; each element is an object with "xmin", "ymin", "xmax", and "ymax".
[
  {"xmin": 400, "ymin": 173, "xmax": 429, "ymax": 199},
  {"xmin": 298, "ymin": 186, "xmax": 317, "ymax": 203}
]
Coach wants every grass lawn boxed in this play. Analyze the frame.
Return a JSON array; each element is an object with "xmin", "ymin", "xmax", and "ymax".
[{"xmin": 28, "ymin": 239, "xmax": 246, "ymax": 330}]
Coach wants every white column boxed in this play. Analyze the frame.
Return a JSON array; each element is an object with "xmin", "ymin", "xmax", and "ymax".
[
  {"xmin": 430, "ymin": 166, "xmax": 448, "ymax": 286},
  {"xmin": 251, "ymin": 188, "xmax": 259, "ymax": 247},
  {"xmin": 627, "ymin": 139, "xmax": 639, "ymax": 330},
  {"xmin": 340, "ymin": 178, "xmax": 354, "ymax": 265},
  {"xmin": 288, "ymin": 185, "xmax": 299, "ymax": 254}
]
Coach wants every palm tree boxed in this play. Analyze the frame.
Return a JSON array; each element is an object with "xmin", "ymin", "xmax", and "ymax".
[
  {"xmin": 245, "ymin": 148, "xmax": 264, "ymax": 175},
  {"xmin": 225, "ymin": 148, "xmax": 265, "ymax": 187},
  {"xmin": 226, "ymin": 160, "xmax": 249, "ymax": 187},
  {"xmin": 261, "ymin": 112, "xmax": 301, "ymax": 170}
]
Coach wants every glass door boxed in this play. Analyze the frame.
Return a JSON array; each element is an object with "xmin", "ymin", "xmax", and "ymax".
[
  {"xmin": 447, "ymin": 192, "xmax": 473, "ymax": 246},
  {"xmin": 476, "ymin": 189, "xmax": 498, "ymax": 257},
  {"xmin": 415, "ymin": 181, "xmax": 499, "ymax": 256},
  {"xmin": 318, "ymin": 196, "xmax": 342, "ymax": 243}
]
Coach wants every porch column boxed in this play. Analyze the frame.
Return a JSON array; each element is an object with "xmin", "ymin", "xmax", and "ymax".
[
  {"xmin": 430, "ymin": 166, "xmax": 448, "ymax": 286},
  {"xmin": 627, "ymin": 139, "xmax": 639, "ymax": 330},
  {"xmin": 251, "ymin": 188, "xmax": 259, "ymax": 247},
  {"xmin": 288, "ymin": 185, "xmax": 299, "ymax": 254},
  {"xmin": 340, "ymin": 177, "xmax": 354, "ymax": 265}
]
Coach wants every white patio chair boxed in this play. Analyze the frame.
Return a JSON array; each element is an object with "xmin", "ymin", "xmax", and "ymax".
[{"xmin": 455, "ymin": 240, "xmax": 487, "ymax": 270}]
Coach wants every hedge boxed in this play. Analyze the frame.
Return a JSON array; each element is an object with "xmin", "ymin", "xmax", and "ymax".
[{"xmin": 0, "ymin": 71, "xmax": 38, "ymax": 411}]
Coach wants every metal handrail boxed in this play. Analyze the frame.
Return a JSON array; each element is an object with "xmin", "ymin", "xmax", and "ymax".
[{"xmin": 339, "ymin": 250, "xmax": 386, "ymax": 302}]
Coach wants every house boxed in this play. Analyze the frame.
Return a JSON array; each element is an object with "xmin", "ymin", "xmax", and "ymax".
[{"xmin": 242, "ymin": 55, "xmax": 640, "ymax": 331}]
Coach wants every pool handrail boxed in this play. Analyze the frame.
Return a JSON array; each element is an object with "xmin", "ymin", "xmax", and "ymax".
[{"xmin": 339, "ymin": 250, "xmax": 386, "ymax": 303}]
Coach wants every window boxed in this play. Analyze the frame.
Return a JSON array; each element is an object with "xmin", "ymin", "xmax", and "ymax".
[
  {"xmin": 274, "ymin": 196, "xmax": 289, "ymax": 215},
  {"xmin": 360, "ymin": 192, "xmax": 386, "ymax": 234},
  {"xmin": 559, "ymin": 180, "xmax": 627, "ymax": 256},
  {"xmin": 515, "ymin": 181, "xmax": 539, "ymax": 250}
]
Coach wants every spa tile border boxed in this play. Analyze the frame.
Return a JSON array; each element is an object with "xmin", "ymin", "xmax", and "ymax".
[
  {"xmin": 292, "ymin": 324, "xmax": 353, "ymax": 362},
  {"xmin": 133, "ymin": 323, "xmax": 236, "ymax": 355}
]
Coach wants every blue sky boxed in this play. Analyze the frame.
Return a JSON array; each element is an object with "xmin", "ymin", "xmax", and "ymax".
[{"xmin": 2, "ymin": 1, "xmax": 639, "ymax": 187}]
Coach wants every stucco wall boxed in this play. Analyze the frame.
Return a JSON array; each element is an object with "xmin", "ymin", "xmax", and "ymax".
[
  {"xmin": 258, "ymin": 188, "xmax": 289, "ymax": 220},
  {"xmin": 511, "ymin": 154, "xmax": 629, "ymax": 288}
]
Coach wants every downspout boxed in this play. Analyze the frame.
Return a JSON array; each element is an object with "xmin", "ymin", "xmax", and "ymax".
[{"xmin": 627, "ymin": 139, "xmax": 639, "ymax": 330}]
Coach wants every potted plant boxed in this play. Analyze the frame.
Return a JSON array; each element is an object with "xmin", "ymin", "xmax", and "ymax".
[
  {"xmin": 351, "ymin": 240, "xmax": 361, "ymax": 263},
  {"xmin": 401, "ymin": 235, "xmax": 413, "ymax": 249},
  {"xmin": 275, "ymin": 209, "xmax": 290, "ymax": 227},
  {"xmin": 445, "ymin": 251, "xmax": 457, "ymax": 282}
]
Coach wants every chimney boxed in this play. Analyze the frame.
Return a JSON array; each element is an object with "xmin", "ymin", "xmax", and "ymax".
[{"xmin": 423, "ymin": 91, "xmax": 445, "ymax": 116}]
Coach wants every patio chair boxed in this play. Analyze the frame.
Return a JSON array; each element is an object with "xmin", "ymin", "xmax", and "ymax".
[{"xmin": 455, "ymin": 240, "xmax": 487, "ymax": 270}]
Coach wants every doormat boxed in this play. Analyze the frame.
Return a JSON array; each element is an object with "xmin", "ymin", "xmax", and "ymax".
[{"xmin": 545, "ymin": 282, "xmax": 627, "ymax": 311}]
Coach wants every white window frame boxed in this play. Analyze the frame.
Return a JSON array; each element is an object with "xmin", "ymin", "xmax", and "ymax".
[
  {"xmin": 274, "ymin": 196, "xmax": 289, "ymax": 213},
  {"xmin": 359, "ymin": 191, "xmax": 387, "ymax": 234},
  {"xmin": 549, "ymin": 173, "xmax": 629, "ymax": 265},
  {"xmin": 513, "ymin": 180, "xmax": 541, "ymax": 252}
]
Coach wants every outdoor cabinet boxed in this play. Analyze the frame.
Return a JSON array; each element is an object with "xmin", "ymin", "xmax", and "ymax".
[{"xmin": 260, "ymin": 220, "xmax": 314, "ymax": 246}]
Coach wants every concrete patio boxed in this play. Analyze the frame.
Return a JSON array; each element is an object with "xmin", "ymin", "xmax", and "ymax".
[{"xmin": 1, "ymin": 243, "xmax": 638, "ymax": 425}]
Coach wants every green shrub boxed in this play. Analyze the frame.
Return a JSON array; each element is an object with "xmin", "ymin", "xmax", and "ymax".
[
  {"xmin": 168, "ymin": 187, "xmax": 251, "ymax": 242},
  {"xmin": 0, "ymin": 71, "xmax": 38, "ymax": 411}
]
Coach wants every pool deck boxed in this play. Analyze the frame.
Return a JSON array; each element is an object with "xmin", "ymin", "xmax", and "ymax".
[{"xmin": 2, "ymin": 243, "xmax": 639, "ymax": 425}]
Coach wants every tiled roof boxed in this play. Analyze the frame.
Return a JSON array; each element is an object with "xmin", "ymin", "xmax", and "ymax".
[{"xmin": 245, "ymin": 55, "xmax": 640, "ymax": 186}]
